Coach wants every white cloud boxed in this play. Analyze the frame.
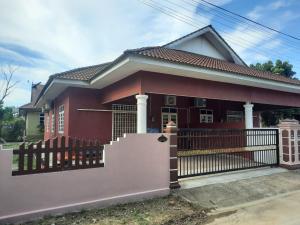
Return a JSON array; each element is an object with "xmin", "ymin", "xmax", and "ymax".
[{"xmin": 0, "ymin": 0, "xmax": 207, "ymax": 106}]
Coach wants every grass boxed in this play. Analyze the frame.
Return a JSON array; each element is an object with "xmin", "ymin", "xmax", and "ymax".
[
  {"xmin": 2, "ymin": 142, "xmax": 22, "ymax": 150},
  {"xmin": 19, "ymin": 195, "xmax": 210, "ymax": 225}
]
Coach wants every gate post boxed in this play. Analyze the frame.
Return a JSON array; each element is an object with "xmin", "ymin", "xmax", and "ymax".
[
  {"xmin": 165, "ymin": 121, "xmax": 180, "ymax": 189},
  {"xmin": 278, "ymin": 119, "xmax": 300, "ymax": 169}
]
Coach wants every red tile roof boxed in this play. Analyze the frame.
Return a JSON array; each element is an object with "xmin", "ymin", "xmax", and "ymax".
[
  {"xmin": 52, "ymin": 62, "xmax": 111, "ymax": 81},
  {"xmin": 127, "ymin": 47, "xmax": 300, "ymax": 86}
]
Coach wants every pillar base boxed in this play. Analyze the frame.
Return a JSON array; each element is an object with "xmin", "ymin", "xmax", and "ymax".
[{"xmin": 170, "ymin": 182, "xmax": 181, "ymax": 189}]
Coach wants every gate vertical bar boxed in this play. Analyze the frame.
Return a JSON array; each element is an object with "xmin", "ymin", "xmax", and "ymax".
[{"xmin": 276, "ymin": 129, "xmax": 280, "ymax": 166}]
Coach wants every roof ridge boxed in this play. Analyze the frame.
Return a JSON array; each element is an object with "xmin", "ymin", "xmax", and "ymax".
[
  {"xmin": 133, "ymin": 47, "xmax": 300, "ymax": 85},
  {"xmin": 124, "ymin": 46, "xmax": 160, "ymax": 54},
  {"xmin": 162, "ymin": 25, "xmax": 212, "ymax": 47},
  {"xmin": 53, "ymin": 62, "xmax": 111, "ymax": 78}
]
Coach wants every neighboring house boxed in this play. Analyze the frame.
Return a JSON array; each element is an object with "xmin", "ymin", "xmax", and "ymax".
[
  {"xmin": 20, "ymin": 83, "xmax": 45, "ymax": 141},
  {"xmin": 36, "ymin": 25, "xmax": 300, "ymax": 143}
]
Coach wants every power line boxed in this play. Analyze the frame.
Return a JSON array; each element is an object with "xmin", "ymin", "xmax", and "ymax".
[
  {"xmin": 168, "ymin": 0, "xmax": 300, "ymax": 53},
  {"xmin": 199, "ymin": 0, "xmax": 300, "ymax": 41},
  {"xmin": 141, "ymin": 0, "xmax": 300, "ymax": 65},
  {"xmin": 185, "ymin": 0, "xmax": 300, "ymax": 50}
]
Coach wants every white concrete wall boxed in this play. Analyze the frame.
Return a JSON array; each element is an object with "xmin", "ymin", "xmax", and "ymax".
[
  {"xmin": 0, "ymin": 134, "xmax": 170, "ymax": 224},
  {"xmin": 172, "ymin": 36, "xmax": 226, "ymax": 60}
]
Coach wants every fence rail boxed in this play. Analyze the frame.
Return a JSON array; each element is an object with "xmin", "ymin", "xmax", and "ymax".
[
  {"xmin": 177, "ymin": 128, "xmax": 278, "ymax": 151},
  {"xmin": 12, "ymin": 136, "xmax": 104, "ymax": 176}
]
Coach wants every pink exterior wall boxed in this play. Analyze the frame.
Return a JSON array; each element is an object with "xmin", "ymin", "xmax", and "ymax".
[
  {"xmin": 0, "ymin": 134, "xmax": 170, "ymax": 224},
  {"xmin": 44, "ymin": 88, "xmax": 113, "ymax": 143},
  {"xmin": 68, "ymin": 88, "xmax": 112, "ymax": 143},
  {"xmin": 139, "ymin": 71, "xmax": 300, "ymax": 107},
  {"xmin": 44, "ymin": 90, "xmax": 70, "ymax": 140}
]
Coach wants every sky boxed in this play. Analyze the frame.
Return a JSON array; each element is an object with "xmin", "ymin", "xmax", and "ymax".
[{"xmin": 1, "ymin": 0, "xmax": 300, "ymax": 107}]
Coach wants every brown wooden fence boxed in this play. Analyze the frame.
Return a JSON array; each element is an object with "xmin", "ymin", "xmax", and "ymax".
[{"xmin": 12, "ymin": 136, "xmax": 104, "ymax": 176}]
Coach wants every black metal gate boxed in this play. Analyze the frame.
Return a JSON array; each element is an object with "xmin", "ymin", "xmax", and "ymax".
[{"xmin": 177, "ymin": 129, "xmax": 279, "ymax": 178}]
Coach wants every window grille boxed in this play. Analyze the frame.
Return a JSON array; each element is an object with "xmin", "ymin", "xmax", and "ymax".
[
  {"xmin": 51, "ymin": 113, "xmax": 55, "ymax": 133},
  {"xmin": 58, "ymin": 105, "xmax": 64, "ymax": 134},
  {"xmin": 200, "ymin": 109, "xmax": 213, "ymax": 123},
  {"xmin": 39, "ymin": 113, "xmax": 44, "ymax": 126},
  {"xmin": 46, "ymin": 114, "xmax": 50, "ymax": 132},
  {"xmin": 112, "ymin": 104, "xmax": 137, "ymax": 141}
]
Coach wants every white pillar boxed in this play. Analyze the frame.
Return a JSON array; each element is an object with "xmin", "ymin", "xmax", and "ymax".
[
  {"xmin": 244, "ymin": 101, "xmax": 254, "ymax": 129},
  {"xmin": 136, "ymin": 94, "xmax": 148, "ymax": 133}
]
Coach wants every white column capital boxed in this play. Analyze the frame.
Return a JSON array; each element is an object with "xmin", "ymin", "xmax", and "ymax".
[
  {"xmin": 243, "ymin": 102, "xmax": 254, "ymax": 109},
  {"xmin": 136, "ymin": 94, "xmax": 148, "ymax": 101}
]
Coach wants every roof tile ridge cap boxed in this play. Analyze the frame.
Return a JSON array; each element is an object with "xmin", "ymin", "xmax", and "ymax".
[
  {"xmin": 53, "ymin": 62, "xmax": 112, "ymax": 78},
  {"xmin": 124, "ymin": 46, "xmax": 161, "ymax": 54}
]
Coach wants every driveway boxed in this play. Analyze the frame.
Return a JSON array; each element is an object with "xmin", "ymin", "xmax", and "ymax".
[{"xmin": 175, "ymin": 168, "xmax": 300, "ymax": 225}]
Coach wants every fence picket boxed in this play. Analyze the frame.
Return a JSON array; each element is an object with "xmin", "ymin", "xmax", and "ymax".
[
  {"xmin": 44, "ymin": 139, "xmax": 50, "ymax": 170},
  {"xmin": 68, "ymin": 137, "xmax": 73, "ymax": 168},
  {"xmin": 27, "ymin": 143, "xmax": 34, "ymax": 173},
  {"xmin": 53, "ymin": 137, "xmax": 58, "ymax": 169},
  {"xmin": 75, "ymin": 138, "xmax": 80, "ymax": 168},
  {"xmin": 61, "ymin": 136, "xmax": 66, "ymax": 169},
  {"xmin": 36, "ymin": 141, "xmax": 42, "ymax": 171},
  {"xmin": 12, "ymin": 136, "xmax": 104, "ymax": 176}
]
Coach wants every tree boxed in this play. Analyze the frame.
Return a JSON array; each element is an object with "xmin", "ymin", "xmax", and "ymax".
[
  {"xmin": 250, "ymin": 60, "xmax": 296, "ymax": 78},
  {"xmin": 0, "ymin": 65, "xmax": 18, "ymax": 139}
]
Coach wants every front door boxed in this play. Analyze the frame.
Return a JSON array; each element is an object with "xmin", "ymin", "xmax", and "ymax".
[{"xmin": 161, "ymin": 112, "xmax": 178, "ymax": 132}]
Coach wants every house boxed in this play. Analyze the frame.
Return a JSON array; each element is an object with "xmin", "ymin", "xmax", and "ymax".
[
  {"xmin": 19, "ymin": 82, "xmax": 44, "ymax": 141},
  {"xmin": 35, "ymin": 25, "xmax": 300, "ymax": 143}
]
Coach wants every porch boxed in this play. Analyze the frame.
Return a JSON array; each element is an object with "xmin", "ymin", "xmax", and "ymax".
[{"xmin": 108, "ymin": 93, "xmax": 290, "ymax": 140}]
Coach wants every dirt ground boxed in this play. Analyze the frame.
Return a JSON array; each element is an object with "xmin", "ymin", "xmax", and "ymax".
[{"xmin": 18, "ymin": 196, "xmax": 210, "ymax": 225}]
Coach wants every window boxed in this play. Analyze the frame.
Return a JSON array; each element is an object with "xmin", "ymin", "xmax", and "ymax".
[
  {"xmin": 165, "ymin": 95, "xmax": 176, "ymax": 106},
  {"xmin": 227, "ymin": 111, "xmax": 243, "ymax": 122},
  {"xmin": 39, "ymin": 113, "xmax": 44, "ymax": 126},
  {"xmin": 51, "ymin": 113, "xmax": 55, "ymax": 133},
  {"xmin": 194, "ymin": 98, "xmax": 207, "ymax": 107},
  {"xmin": 200, "ymin": 109, "xmax": 213, "ymax": 123},
  {"xmin": 58, "ymin": 105, "xmax": 64, "ymax": 134},
  {"xmin": 46, "ymin": 114, "xmax": 50, "ymax": 132}
]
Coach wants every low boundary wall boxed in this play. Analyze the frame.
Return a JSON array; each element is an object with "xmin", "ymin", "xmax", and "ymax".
[{"xmin": 0, "ymin": 134, "xmax": 170, "ymax": 224}]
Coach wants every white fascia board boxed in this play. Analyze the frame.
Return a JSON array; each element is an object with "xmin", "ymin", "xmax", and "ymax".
[
  {"xmin": 36, "ymin": 79, "xmax": 88, "ymax": 107},
  {"xmin": 91, "ymin": 58, "xmax": 131, "ymax": 85},
  {"xmin": 89, "ymin": 55, "xmax": 300, "ymax": 94},
  {"xmin": 129, "ymin": 56, "xmax": 300, "ymax": 94},
  {"xmin": 165, "ymin": 27, "xmax": 210, "ymax": 48}
]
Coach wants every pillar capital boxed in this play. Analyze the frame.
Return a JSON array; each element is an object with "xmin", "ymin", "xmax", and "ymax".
[
  {"xmin": 243, "ymin": 102, "xmax": 254, "ymax": 109},
  {"xmin": 135, "ymin": 94, "xmax": 148, "ymax": 101}
]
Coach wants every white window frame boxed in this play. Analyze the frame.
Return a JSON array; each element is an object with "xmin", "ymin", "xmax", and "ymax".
[
  {"xmin": 58, "ymin": 105, "xmax": 64, "ymax": 134},
  {"xmin": 46, "ymin": 114, "xmax": 50, "ymax": 132},
  {"xmin": 200, "ymin": 109, "xmax": 213, "ymax": 123},
  {"xmin": 39, "ymin": 113, "xmax": 44, "ymax": 127},
  {"xmin": 227, "ymin": 110, "xmax": 243, "ymax": 122},
  {"xmin": 51, "ymin": 113, "xmax": 55, "ymax": 133}
]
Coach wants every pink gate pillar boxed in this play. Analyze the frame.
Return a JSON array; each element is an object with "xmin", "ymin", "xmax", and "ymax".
[
  {"xmin": 278, "ymin": 119, "xmax": 300, "ymax": 169},
  {"xmin": 164, "ymin": 121, "xmax": 180, "ymax": 189}
]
